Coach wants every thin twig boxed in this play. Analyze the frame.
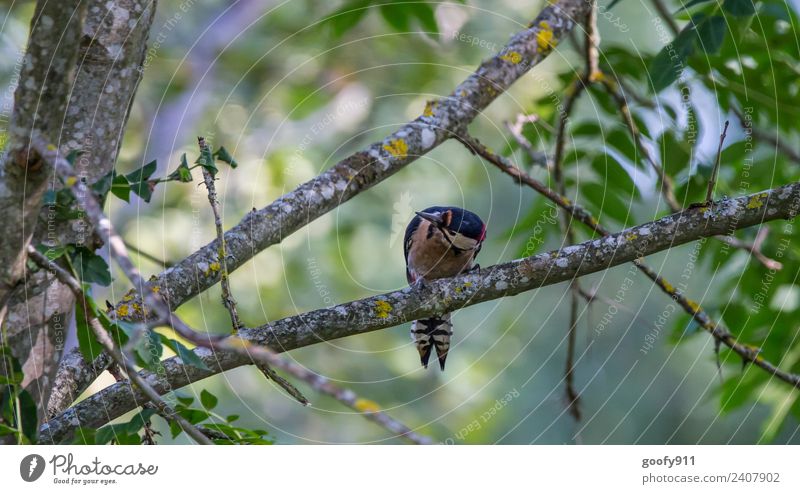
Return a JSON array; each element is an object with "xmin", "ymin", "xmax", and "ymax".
[
  {"xmin": 706, "ymin": 120, "xmax": 730, "ymax": 204},
  {"xmin": 27, "ymin": 247, "xmax": 213, "ymax": 445},
  {"xmin": 123, "ymin": 240, "xmax": 173, "ymax": 268},
  {"xmin": 456, "ymin": 133, "xmax": 800, "ymax": 389},
  {"xmin": 199, "ymin": 136, "xmax": 241, "ymax": 333},
  {"xmin": 650, "ymin": 0, "xmax": 680, "ymax": 36},
  {"xmin": 504, "ymin": 115, "xmax": 550, "ymax": 168}
]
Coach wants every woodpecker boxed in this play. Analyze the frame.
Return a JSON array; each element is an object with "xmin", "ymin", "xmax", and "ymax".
[{"xmin": 404, "ymin": 206, "xmax": 486, "ymax": 370}]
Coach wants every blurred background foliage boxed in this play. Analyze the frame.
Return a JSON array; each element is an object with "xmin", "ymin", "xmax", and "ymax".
[{"xmin": 2, "ymin": 0, "xmax": 800, "ymax": 444}]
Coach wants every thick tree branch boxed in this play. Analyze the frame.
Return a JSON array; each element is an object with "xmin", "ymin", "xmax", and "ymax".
[
  {"xmin": 0, "ymin": 0, "xmax": 158, "ymax": 422},
  {"xmin": 62, "ymin": 0, "xmax": 593, "ymax": 416},
  {"xmin": 39, "ymin": 182, "xmax": 800, "ymax": 443},
  {"xmin": 458, "ymin": 135, "xmax": 800, "ymax": 390}
]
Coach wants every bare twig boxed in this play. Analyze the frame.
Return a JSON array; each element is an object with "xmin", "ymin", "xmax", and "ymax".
[
  {"xmin": 565, "ymin": 286, "xmax": 581, "ymax": 421},
  {"xmin": 198, "ymin": 137, "xmax": 242, "ymax": 333},
  {"xmin": 123, "ymin": 240, "xmax": 173, "ymax": 268},
  {"xmin": 27, "ymin": 247, "xmax": 213, "ymax": 446},
  {"xmin": 706, "ymin": 120, "xmax": 730, "ymax": 204},
  {"xmin": 650, "ymin": 0, "xmax": 680, "ymax": 36},
  {"xmin": 505, "ymin": 115, "xmax": 550, "ymax": 168}
]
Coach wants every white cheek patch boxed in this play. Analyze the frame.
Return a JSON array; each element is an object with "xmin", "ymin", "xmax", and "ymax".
[{"xmin": 450, "ymin": 232, "xmax": 479, "ymax": 251}]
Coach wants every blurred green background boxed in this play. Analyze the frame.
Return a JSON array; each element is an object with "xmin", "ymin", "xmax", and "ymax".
[{"xmin": 2, "ymin": 0, "xmax": 799, "ymax": 444}]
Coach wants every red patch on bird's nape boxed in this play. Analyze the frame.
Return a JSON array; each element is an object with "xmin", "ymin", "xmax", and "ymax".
[
  {"xmin": 478, "ymin": 223, "xmax": 487, "ymax": 242},
  {"xmin": 442, "ymin": 209, "xmax": 453, "ymax": 227}
]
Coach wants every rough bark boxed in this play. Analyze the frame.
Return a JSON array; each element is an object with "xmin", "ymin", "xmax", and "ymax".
[
  {"xmin": 39, "ymin": 182, "xmax": 800, "ymax": 443},
  {"xmin": 0, "ymin": 0, "xmax": 157, "ymax": 426},
  {"xmin": 0, "ymin": 1, "xmax": 87, "ymax": 437}
]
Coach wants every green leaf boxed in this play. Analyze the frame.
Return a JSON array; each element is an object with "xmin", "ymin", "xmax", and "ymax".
[
  {"xmin": 160, "ymin": 335, "xmax": 210, "ymax": 371},
  {"xmin": 65, "ymin": 149, "xmax": 83, "ymax": 166},
  {"xmin": 649, "ymin": 22, "xmax": 698, "ymax": 91},
  {"xmin": 723, "ymin": 0, "xmax": 756, "ymax": 17},
  {"xmin": 71, "ymin": 248, "xmax": 112, "ymax": 286},
  {"xmin": 92, "ymin": 171, "xmax": 113, "ymax": 197},
  {"xmin": 379, "ymin": 3, "xmax": 411, "ymax": 32},
  {"xmin": 673, "ymin": 0, "xmax": 714, "ymax": 14},
  {"xmin": 168, "ymin": 153, "xmax": 193, "ymax": 183},
  {"xmin": 126, "ymin": 160, "xmax": 158, "ymax": 184},
  {"xmin": 213, "ymin": 146, "xmax": 238, "ymax": 168},
  {"xmin": 175, "ymin": 395, "xmax": 195, "ymax": 407},
  {"xmin": 179, "ymin": 408, "xmax": 210, "ymax": 424},
  {"xmin": 75, "ymin": 299, "xmax": 104, "ymax": 362},
  {"xmin": 410, "ymin": 3, "xmax": 438, "ymax": 35},
  {"xmin": 327, "ymin": 0, "xmax": 370, "ymax": 37},
  {"xmin": 196, "ymin": 146, "xmax": 218, "ymax": 176},
  {"xmin": 200, "ymin": 389, "xmax": 218, "ymax": 410},
  {"xmin": 696, "ymin": 16, "xmax": 726, "ymax": 55},
  {"xmin": 18, "ymin": 390, "xmax": 38, "ymax": 443},
  {"xmin": 126, "ymin": 160, "xmax": 158, "ymax": 202},
  {"xmin": 110, "ymin": 173, "xmax": 131, "ymax": 202}
]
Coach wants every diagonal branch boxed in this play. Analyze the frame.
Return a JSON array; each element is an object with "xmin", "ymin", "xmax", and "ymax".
[
  {"xmin": 457, "ymin": 134, "xmax": 800, "ymax": 389},
  {"xmin": 40, "ymin": 181, "xmax": 800, "ymax": 443}
]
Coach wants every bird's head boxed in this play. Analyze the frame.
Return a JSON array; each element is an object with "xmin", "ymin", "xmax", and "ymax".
[{"xmin": 415, "ymin": 206, "xmax": 486, "ymax": 251}]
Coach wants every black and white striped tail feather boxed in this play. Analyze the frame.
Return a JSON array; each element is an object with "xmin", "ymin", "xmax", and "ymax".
[{"xmin": 411, "ymin": 315, "xmax": 453, "ymax": 371}]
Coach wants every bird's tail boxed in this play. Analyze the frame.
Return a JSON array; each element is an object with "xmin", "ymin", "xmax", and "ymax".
[{"xmin": 411, "ymin": 315, "xmax": 453, "ymax": 371}]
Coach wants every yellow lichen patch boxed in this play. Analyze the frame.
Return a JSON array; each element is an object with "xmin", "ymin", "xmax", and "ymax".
[
  {"xmin": 151, "ymin": 285, "xmax": 161, "ymax": 293},
  {"xmin": 536, "ymin": 21, "xmax": 557, "ymax": 53},
  {"xmin": 589, "ymin": 70, "xmax": 605, "ymax": 83},
  {"xmin": 209, "ymin": 261, "xmax": 221, "ymax": 272},
  {"xmin": 383, "ymin": 138, "xmax": 408, "ymax": 159},
  {"xmin": 463, "ymin": 281, "xmax": 473, "ymax": 287},
  {"xmin": 374, "ymin": 300, "xmax": 392, "ymax": 319},
  {"xmin": 47, "ymin": 143, "xmax": 57, "ymax": 151},
  {"xmin": 625, "ymin": 233, "xmax": 638, "ymax": 242},
  {"xmin": 500, "ymin": 50, "xmax": 523, "ymax": 64},
  {"xmin": 660, "ymin": 279, "xmax": 675, "ymax": 294},
  {"xmin": 117, "ymin": 305, "xmax": 130, "ymax": 318},
  {"xmin": 122, "ymin": 292, "xmax": 135, "ymax": 302},
  {"xmin": 65, "ymin": 176, "xmax": 78, "ymax": 187},
  {"xmin": 685, "ymin": 299, "xmax": 701, "ymax": 314},
  {"xmin": 746, "ymin": 193, "xmax": 767, "ymax": 209},
  {"xmin": 354, "ymin": 398, "xmax": 381, "ymax": 413},
  {"xmin": 423, "ymin": 100, "xmax": 437, "ymax": 117}
]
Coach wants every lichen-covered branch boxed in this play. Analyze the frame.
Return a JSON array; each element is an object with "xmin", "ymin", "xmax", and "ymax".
[
  {"xmin": 39, "ymin": 182, "xmax": 800, "ymax": 443},
  {"xmin": 458, "ymin": 134, "xmax": 800, "ymax": 391}
]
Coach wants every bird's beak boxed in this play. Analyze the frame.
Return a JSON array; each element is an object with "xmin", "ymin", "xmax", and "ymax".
[{"xmin": 415, "ymin": 211, "xmax": 442, "ymax": 226}]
